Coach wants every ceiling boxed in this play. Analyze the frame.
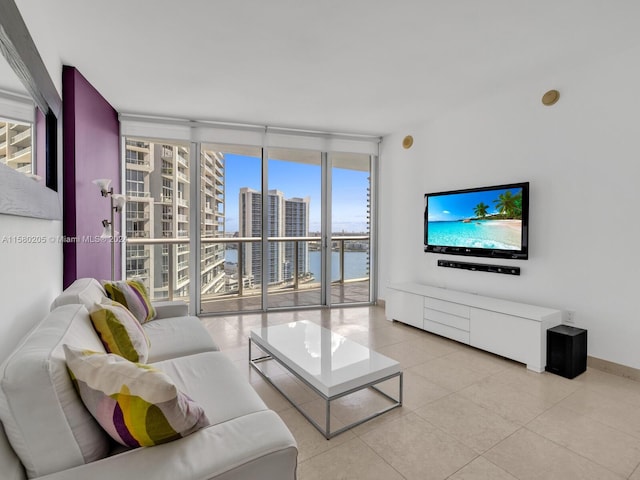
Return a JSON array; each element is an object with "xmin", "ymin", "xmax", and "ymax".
[{"xmin": 8, "ymin": 0, "xmax": 640, "ymax": 135}]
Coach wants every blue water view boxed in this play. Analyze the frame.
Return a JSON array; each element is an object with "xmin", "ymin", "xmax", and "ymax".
[
  {"xmin": 309, "ymin": 251, "xmax": 369, "ymax": 282},
  {"xmin": 225, "ymin": 249, "xmax": 368, "ymax": 282},
  {"xmin": 427, "ymin": 220, "xmax": 522, "ymax": 250}
]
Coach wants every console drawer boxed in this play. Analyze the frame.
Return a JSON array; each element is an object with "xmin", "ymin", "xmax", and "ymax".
[
  {"xmin": 424, "ymin": 307, "xmax": 470, "ymax": 332},
  {"xmin": 424, "ymin": 319, "xmax": 470, "ymax": 344},
  {"xmin": 423, "ymin": 297, "xmax": 470, "ymax": 318}
]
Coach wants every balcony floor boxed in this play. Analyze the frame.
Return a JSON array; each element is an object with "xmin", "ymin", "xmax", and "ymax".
[{"xmin": 200, "ymin": 280, "xmax": 371, "ymax": 314}]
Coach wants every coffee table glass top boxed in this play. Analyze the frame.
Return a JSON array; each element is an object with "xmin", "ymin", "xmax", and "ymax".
[{"xmin": 250, "ymin": 320, "xmax": 400, "ymax": 397}]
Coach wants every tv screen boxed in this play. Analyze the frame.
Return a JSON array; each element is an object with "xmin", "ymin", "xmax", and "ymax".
[{"xmin": 424, "ymin": 182, "xmax": 529, "ymax": 260}]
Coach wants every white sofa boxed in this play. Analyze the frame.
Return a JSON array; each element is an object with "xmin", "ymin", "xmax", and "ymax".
[{"xmin": 0, "ymin": 278, "xmax": 298, "ymax": 480}]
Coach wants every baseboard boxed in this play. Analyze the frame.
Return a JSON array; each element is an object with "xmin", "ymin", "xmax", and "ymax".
[
  {"xmin": 588, "ymin": 356, "xmax": 640, "ymax": 382},
  {"xmin": 376, "ymin": 299, "xmax": 386, "ymax": 308}
]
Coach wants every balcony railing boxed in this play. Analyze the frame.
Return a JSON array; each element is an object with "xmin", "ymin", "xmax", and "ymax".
[
  {"xmin": 127, "ymin": 268, "xmax": 149, "ymax": 277},
  {"xmin": 126, "ymin": 235, "xmax": 369, "ymax": 302},
  {"xmin": 127, "ymin": 211, "xmax": 149, "ymax": 220},
  {"xmin": 127, "ymin": 249, "xmax": 150, "ymax": 259},
  {"xmin": 128, "ymin": 231, "xmax": 150, "ymax": 238},
  {"xmin": 10, "ymin": 146, "xmax": 31, "ymax": 160},
  {"xmin": 127, "ymin": 191, "xmax": 151, "ymax": 198},
  {"xmin": 126, "ymin": 157, "xmax": 150, "ymax": 166},
  {"xmin": 176, "ymin": 154, "xmax": 188, "ymax": 167},
  {"xmin": 10, "ymin": 129, "xmax": 31, "ymax": 145}
]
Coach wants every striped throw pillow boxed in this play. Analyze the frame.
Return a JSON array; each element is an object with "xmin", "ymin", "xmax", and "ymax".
[
  {"xmin": 63, "ymin": 346, "xmax": 209, "ymax": 448},
  {"xmin": 89, "ymin": 302, "xmax": 150, "ymax": 363},
  {"xmin": 102, "ymin": 280, "xmax": 156, "ymax": 323}
]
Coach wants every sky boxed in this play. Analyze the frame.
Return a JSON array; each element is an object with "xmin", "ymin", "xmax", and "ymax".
[
  {"xmin": 223, "ymin": 153, "xmax": 369, "ymax": 233},
  {"xmin": 427, "ymin": 187, "xmax": 522, "ymax": 222}
]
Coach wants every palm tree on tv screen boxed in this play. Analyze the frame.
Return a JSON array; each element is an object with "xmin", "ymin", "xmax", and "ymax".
[
  {"xmin": 493, "ymin": 190, "xmax": 522, "ymax": 218},
  {"xmin": 473, "ymin": 202, "xmax": 489, "ymax": 218}
]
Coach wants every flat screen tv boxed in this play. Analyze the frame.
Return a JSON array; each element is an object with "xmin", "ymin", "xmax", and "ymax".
[{"xmin": 424, "ymin": 182, "xmax": 529, "ymax": 260}]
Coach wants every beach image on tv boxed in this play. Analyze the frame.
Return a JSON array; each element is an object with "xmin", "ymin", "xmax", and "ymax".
[{"xmin": 427, "ymin": 187, "xmax": 524, "ymax": 250}]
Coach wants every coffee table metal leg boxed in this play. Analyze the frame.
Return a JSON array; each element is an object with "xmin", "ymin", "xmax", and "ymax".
[
  {"xmin": 249, "ymin": 337, "xmax": 272, "ymax": 364},
  {"xmin": 326, "ymin": 399, "xmax": 330, "ymax": 439}
]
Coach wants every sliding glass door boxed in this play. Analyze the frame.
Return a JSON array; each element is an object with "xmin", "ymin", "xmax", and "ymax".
[
  {"xmin": 266, "ymin": 148, "xmax": 322, "ymax": 309},
  {"xmin": 329, "ymin": 153, "xmax": 372, "ymax": 305},
  {"xmin": 199, "ymin": 144, "xmax": 263, "ymax": 314}
]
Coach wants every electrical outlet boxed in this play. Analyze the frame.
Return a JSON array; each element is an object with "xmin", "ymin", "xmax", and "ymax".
[{"xmin": 566, "ymin": 310, "xmax": 576, "ymax": 324}]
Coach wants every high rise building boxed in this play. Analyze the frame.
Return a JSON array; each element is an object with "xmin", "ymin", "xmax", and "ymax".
[
  {"xmin": 238, "ymin": 187, "xmax": 264, "ymax": 287},
  {"xmin": 200, "ymin": 150, "xmax": 226, "ymax": 295},
  {"xmin": 284, "ymin": 197, "xmax": 310, "ymax": 280},
  {"xmin": 124, "ymin": 139, "xmax": 225, "ymax": 299},
  {"xmin": 239, "ymin": 188, "xmax": 310, "ymax": 285},
  {"xmin": 0, "ymin": 120, "xmax": 32, "ymax": 174}
]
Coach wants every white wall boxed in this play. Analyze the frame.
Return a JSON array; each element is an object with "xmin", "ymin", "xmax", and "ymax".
[
  {"xmin": 0, "ymin": 215, "xmax": 62, "ymax": 363},
  {"xmin": 379, "ymin": 44, "xmax": 640, "ymax": 370}
]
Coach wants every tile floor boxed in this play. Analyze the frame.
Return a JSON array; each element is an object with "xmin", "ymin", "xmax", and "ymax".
[{"xmin": 200, "ymin": 306, "xmax": 640, "ymax": 480}]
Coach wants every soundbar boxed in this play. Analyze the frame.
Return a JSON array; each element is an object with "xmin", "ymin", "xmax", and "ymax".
[{"xmin": 437, "ymin": 259, "xmax": 520, "ymax": 275}]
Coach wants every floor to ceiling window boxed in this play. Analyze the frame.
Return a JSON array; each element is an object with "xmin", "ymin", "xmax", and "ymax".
[
  {"xmin": 123, "ymin": 138, "xmax": 193, "ymax": 301},
  {"xmin": 121, "ymin": 123, "xmax": 378, "ymax": 315},
  {"xmin": 199, "ymin": 144, "xmax": 263, "ymax": 314},
  {"xmin": 266, "ymin": 148, "xmax": 322, "ymax": 309},
  {"xmin": 330, "ymin": 153, "xmax": 372, "ymax": 305}
]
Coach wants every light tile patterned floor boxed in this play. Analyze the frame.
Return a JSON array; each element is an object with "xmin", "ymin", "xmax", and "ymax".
[{"xmin": 201, "ymin": 306, "xmax": 640, "ymax": 480}]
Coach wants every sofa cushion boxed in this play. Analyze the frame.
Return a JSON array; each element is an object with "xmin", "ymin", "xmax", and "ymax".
[
  {"xmin": 143, "ymin": 316, "xmax": 219, "ymax": 363},
  {"xmin": 89, "ymin": 302, "xmax": 150, "ymax": 363},
  {"xmin": 0, "ymin": 305, "xmax": 110, "ymax": 478},
  {"xmin": 64, "ymin": 346, "xmax": 209, "ymax": 448},
  {"xmin": 152, "ymin": 300, "xmax": 189, "ymax": 319},
  {"xmin": 0, "ymin": 424, "xmax": 24, "ymax": 480},
  {"xmin": 102, "ymin": 280, "xmax": 156, "ymax": 324},
  {"xmin": 152, "ymin": 351, "xmax": 267, "ymax": 426},
  {"xmin": 27, "ymin": 411, "xmax": 298, "ymax": 480},
  {"xmin": 50, "ymin": 278, "xmax": 108, "ymax": 311}
]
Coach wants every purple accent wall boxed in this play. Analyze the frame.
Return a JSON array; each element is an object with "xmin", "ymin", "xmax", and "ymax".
[{"xmin": 63, "ymin": 66, "xmax": 121, "ymax": 288}]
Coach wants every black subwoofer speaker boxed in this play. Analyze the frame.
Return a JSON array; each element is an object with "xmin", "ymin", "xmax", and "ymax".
[{"xmin": 546, "ymin": 325, "xmax": 587, "ymax": 379}]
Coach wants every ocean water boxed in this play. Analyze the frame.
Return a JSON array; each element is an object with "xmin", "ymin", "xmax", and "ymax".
[
  {"xmin": 427, "ymin": 220, "xmax": 521, "ymax": 250},
  {"xmin": 309, "ymin": 251, "xmax": 369, "ymax": 282},
  {"xmin": 225, "ymin": 249, "xmax": 369, "ymax": 281}
]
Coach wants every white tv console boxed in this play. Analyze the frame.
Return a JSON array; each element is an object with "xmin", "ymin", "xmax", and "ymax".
[{"xmin": 386, "ymin": 283, "xmax": 562, "ymax": 372}]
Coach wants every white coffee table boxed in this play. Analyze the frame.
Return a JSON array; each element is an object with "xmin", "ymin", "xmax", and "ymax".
[{"xmin": 249, "ymin": 320, "xmax": 402, "ymax": 439}]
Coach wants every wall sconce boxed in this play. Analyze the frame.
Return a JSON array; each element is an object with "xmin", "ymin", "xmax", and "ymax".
[{"xmin": 93, "ymin": 179, "xmax": 126, "ymax": 280}]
